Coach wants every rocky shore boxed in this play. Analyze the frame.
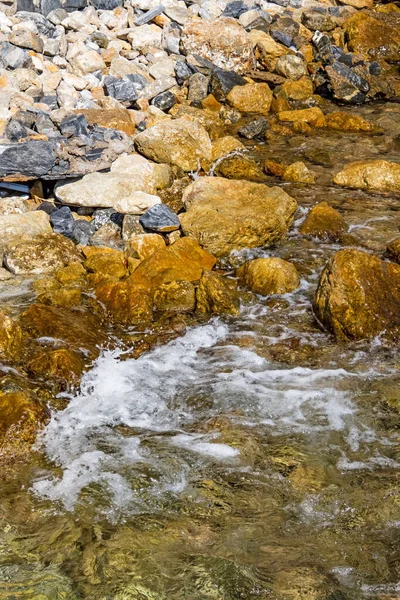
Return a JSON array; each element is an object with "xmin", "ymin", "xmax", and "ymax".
[{"xmin": 0, "ymin": 0, "xmax": 400, "ymax": 465}]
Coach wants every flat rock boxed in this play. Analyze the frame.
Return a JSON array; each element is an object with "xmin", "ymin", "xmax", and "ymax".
[
  {"xmin": 333, "ymin": 160, "xmax": 400, "ymax": 193},
  {"xmin": 0, "ymin": 141, "xmax": 56, "ymax": 179},
  {"xmin": 0, "ymin": 210, "xmax": 52, "ymax": 247},
  {"xmin": 180, "ymin": 177, "xmax": 297, "ymax": 257}
]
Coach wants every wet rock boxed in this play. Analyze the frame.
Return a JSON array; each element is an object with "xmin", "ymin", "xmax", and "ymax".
[
  {"xmin": 386, "ymin": 238, "xmax": 400, "ymax": 264},
  {"xmin": 283, "ymin": 161, "xmax": 315, "ymax": 184},
  {"xmin": 0, "ymin": 390, "xmax": 47, "ymax": 450},
  {"xmin": 180, "ymin": 177, "xmax": 297, "ymax": 257},
  {"xmin": 90, "ymin": 221, "xmax": 123, "ymax": 249},
  {"xmin": 55, "ymin": 154, "xmax": 171, "ymax": 212},
  {"xmin": 139, "ymin": 204, "xmax": 180, "ymax": 233},
  {"xmin": 196, "ymin": 270, "xmax": 240, "ymax": 315},
  {"xmin": 214, "ymin": 154, "xmax": 265, "ymax": 181},
  {"xmin": 135, "ymin": 118, "xmax": 212, "ymax": 172},
  {"xmin": 0, "ymin": 141, "xmax": 56, "ymax": 179},
  {"xmin": 237, "ymin": 257, "xmax": 300, "ymax": 295},
  {"xmin": 275, "ymin": 54, "xmax": 307, "ymax": 80},
  {"xmin": 314, "ymin": 111, "xmax": 375, "ymax": 132},
  {"xmin": 300, "ymin": 202, "xmax": 348, "ymax": 240},
  {"xmin": 314, "ymin": 249, "xmax": 400, "ymax": 340},
  {"xmin": 226, "ymin": 83, "xmax": 272, "ymax": 115},
  {"xmin": 333, "ymin": 160, "xmax": 400, "ymax": 193},
  {"xmin": 0, "ymin": 310, "xmax": 26, "ymax": 360},
  {"xmin": 55, "ymin": 261, "xmax": 86, "ymax": 283},
  {"xmin": 125, "ymin": 233, "xmax": 165, "ymax": 260},
  {"xmin": 0, "ymin": 210, "xmax": 52, "ymax": 247},
  {"xmin": 277, "ymin": 107, "xmax": 323, "ymax": 125},
  {"xmin": 94, "ymin": 280, "xmax": 153, "ymax": 325},
  {"xmin": 345, "ymin": 11, "xmax": 400, "ymax": 63},
  {"xmin": 209, "ymin": 69, "xmax": 247, "ymax": 102},
  {"xmin": 181, "ymin": 17, "xmax": 255, "ymax": 75},
  {"xmin": 27, "ymin": 347, "xmax": 86, "ymax": 386},
  {"xmin": 84, "ymin": 249, "xmax": 128, "ymax": 279},
  {"xmin": 122, "ymin": 215, "xmax": 145, "ymax": 240},
  {"xmin": 4, "ymin": 232, "xmax": 82, "ymax": 275},
  {"xmin": 238, "ymin": 118, "xmax": 268, "ymax": 139},
  {"xmin": 154, "ymin": 280, "xmax": 196, "ymax": 313}
]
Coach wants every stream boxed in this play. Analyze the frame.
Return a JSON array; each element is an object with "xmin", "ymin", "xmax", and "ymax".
[{"xmin": 1, "ymin": 102, "xmax": 400, "ymax": 599}]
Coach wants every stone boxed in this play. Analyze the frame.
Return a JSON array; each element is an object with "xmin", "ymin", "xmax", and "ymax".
[
  {"xmin": 283, "ymin": 161, "xmax": 315, "ymax": 184},
  {"xmin": 55, "ymin": 154, "xmax": 171, "ymax": 212},
  {"xmin": 238, "ymin": 118, "xmax": 268, "ymax": 139},
  {"xmin": 0, "ymin": 391, "xmax": 47, "ymax": 447},
  {"xmin": 314, "ymin": 249, "xmax": 400, "ymax": 340},
  {"xmin": 152, "ymin": 91, "xmax": 175, "ymax": 112},
  {"xmin": 84, "ymin": 249, "xmax": 128, "ymax": 279},
  {"xmin": 277, "ymin": 107, "xmax": 324, "ymax": 124},
  {"xmin": 27, "ymin": 347, "xmax": 85, "ymax": 385},
  {"xmin": 0, "ymin": 310, "xmax": 26, "ymax": 360},
  {"xmin": 59, "ymin": 114, "xmax": 89, "ymax": 138},
  {"xmin": 345, "ymin": 12, "xmax": 400, "ymax": 63},
  {"xmin": 209, "ymin": 69, "xmax": 247, "ymax": 102},
  {"xmin": 214, "ymin": 154, "xmax": 265, "ymax": 181},
  {"xmin": 333, "ymin": 160, "xmax": 400, "ymax": 193},
  {"xmin": 0, "ymin": 141, "xmax": 56, "ymax": 179},
  {"xmin": 196, "ymin": 270, "xmax": 240, "ymax": 315},
  {"xmin": 275, "ymin": 55, "xmax": 307, "ymax": 80},
  {"xmin": 387, "ymin": 238, "xmax": 400, "ymax": 264},
  {"xmin": 71, "ymin": 49, "xmax": 105, "ymax": 75},
  {"xmin": 122, "ymin": 215, "xmax": 145, "ymax": 240},
  {"xmin": 76, "ymin": 109, "xmax": 135, "ymax": 136},
  {"xmin": 139, "ymin": 204, "xmax": 180, "ymax": 232},
  {"xmin": 0, "ymin": 210, "xmax": 52, "ymax": 247},
  {"xmin": 50, "ymin": 206, "xmax": 76, "ymax": 239},
  {"xmin": 4, "ymin": 232, "xmax": 82, "ymax": 275},
  {"xmin": 129, "ymin": 237, "xmax": 216, "ymax": 290},
  {"xmin": 226, "ymin": 83, "xmax": 272, "ymax": 115},
  {"xmin": 279, "ymin": 76, "xmax": 314, "ymax": 101},
  {"xmin": 103, "ymin": 76, "xmax": 138, "ymax": 103},
  {"xmin": 314, "ymin": 111, "xmax": 375, "ymax": 133},
  {"xmin": 180, "ymin": 177, "xmax": 297, "ymax": 257},
  {"xmin": 125, "ymin": 233, "xmax": 165, "ymax": 260},
  {"xmin": 154, "ymin": 280, "xmax": 196, "ymax": 313},
  {"xmin": 55, "ymin": 261, "xmax": 86, "ymax": 283},
  {"xmin": 237, "ymin": 257, "xmax": 300, "ymax": 295},
  {"xmin": 94, "ymin": 279, "xmax": 153, "ymax": 325},
  {"xmin": 135, "ymin": 118, "xmax": 212, "ymax": 172},
  {"xmin": 9, "ymin": 28, "xmax": 44, "ymax": 53},
  {"xmin": 174, "ymin": 60, "xmax": 193, "ymax": 85},
  {"xmin": 181, "ymin": 17, "xmax": 255, "ymax": 75},
  {"xmin": 325, "ymin": 63, "xmax": 368, "ymax": 104},
  {"xmin": 0, "ymin": 42, "xmax": 31, "ymax": 70},
  {"xmin": 251, "ymin": 30, "xmax": 288, "ymax": 72},
  {"xmin": 90, "ymin": 222, "xmax": 123, "ymax": 249},
  {"xmin": 187, "ymin": 73, "xmax": 209, "ymax": 104},
  {"xmin": 300, "ymin": 202, "xmax": 348, "ymax": 240},
  {"xmin": 301, "ymin": 12, "xmax": 336, "ymax": 32}
]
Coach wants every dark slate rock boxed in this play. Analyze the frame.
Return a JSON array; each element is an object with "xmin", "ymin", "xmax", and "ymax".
[
  {"xmin": 152, "ymin": 91, "xmax": 176, "ymax": 111},
  {"xmin": 50, "ymin": 206, "xmax": 75, "ymax": 238},
  {"xmin": 73, "ymin": 219, "xmax": 95, "ymax": 245},
  {"xmin": 210, "ymin": 69, "xmax": 247, "ymax": 101},
  {"xmin": 39, "ymin": 95, "xmax": 59, "ymax": 110},
  {"xmin": 244, "ymin": 13, "xmax": 271, "ymax": 33},
  {"xmin": 103, "ymin": 76, "xmax": 138, "ymax": 103},
  {"xmin": 0, "ymin": 141, "xmax": 56, "ymax": 178},
  {"xmin": 312, "ymin": 31, "xmax": 333, "ymax": 63},
  {"xmin": 15, "ymin": 11, "xmax": 56, "ymax": 36},
  {"xmin": 0, "ymin": 43, "xmax": 30, "ymax": 70},
  {"xmin": 331, "ymin": 61, "xmax": 369, "ymax": 93},
  {"xmin": 139, "ymin": 204, "xmax": 180, "ymax": 232},
  {"xmin": 270, "ymin": 16, "xmax": 299, "ymax": 38},
  {"xmin": 40, "ymin": 0, "xmax": 62, "ymax": 16},
  {"xmin": 271, "ymin": 30, "xmax": 293, "ymax": 48},
  {"xmin": 90, "ymin": 0, "xmax": 122, "ymax": 8},
  {"xmin": 174, "ymin": 60, "xmax": 193, "ymax": 85},
  {"xmin": 238, "ymin": 117, "xmax": 268, "ymax": 140},
  {"xmin": 34, "ymin": 114, "xmax": 59, "ymax": 136},
  {"xmin": 5, "ymin": 120, "xmax": 29, "ymax": 142},
  {"xmin": 124, "ymin": 73, "xmax": 148, "ymax": 90},
  {"xmin": 37, "ymin": 201, "xmax": 58, "ymax": 215},
  {"xmin": 62, "ymin": 0, "xmax": 87, "ymax": 10},
  {"xmin": 369, "ymin": 61, "xmax": 381, "ymax": 76},
  {"xmin": 134, "ymin": 5, "xmax": 165, "ymax": 26},
  {"xmin": 222, "ymin": 0, "xmax": 249, "ymax": 18},
  {"xmin": 60, "ymin": 114, "xmax": 89, "ymax": 137}
]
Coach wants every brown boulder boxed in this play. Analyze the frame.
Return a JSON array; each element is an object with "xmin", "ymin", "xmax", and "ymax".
[
  {"xmin": 314, "ymin": 249, "xmax": 400, "ymax": 340},
  {"xmin": 333, "ymin": 160, "xmax": 400, "ymax": 193},
  {"xmin": 300, "ymin": 202, "xmax": 348, "ymax": 240},
  {"xmin": 76, "ymin": 109, "xmax": 135, "ymax": 136},
  {"xmin": 345, "ymin": 12, "xmax": 400, "ymax": 63},
  {"xmin": 237, "ymin": 258, "xmax": 300, "ymax": 295},
  {"xmin": 180, "ymin": 177, "xmax": 297, "ymax": 257},
  {"xmin": 4, "ymin": 233, "xmax": 82, "ymax": 275},
  {"xmin": 27, "ymin": 348, "xmax": 86, "ymax": 386},
  {"xmin": 226, "ymin": 83, "xmax": 272, "ymax": 115},
  {"xmin": 84, "ymin": 250, "xmax": 128, "ymax": 279},
  {"xmin": 94, "ymin": 281, "xmax": 153, "ymax": 325},
  {"xmin": 154, "ymin": 280, "xmax": 196, "ymax": 313},
  {"xmin": 283, "ymin": 162, "xmax": 315, "ymax": 184},
  {"xmin": 125, "ymin": 233, "xmax": 165, "ymax": 261},
  {"xmin": 0, "ymin": 311, "xmax": 26, "ymax": 360},
  {"xmin": 196, "ymin": 270, "xmax": 240, "ymax": 315},
  {"xmin": 387, "ymin": 238, "xmax": 400, "ymax": 263},
  {"xmin": 314, "ymin": 111, "xmax": 376, "ymax": 133},
  {"xmin": 0, "ymin": 390, "xmax": 47, "ymax": 445},
  {"xmin": 277, "ymin": 107, "xmax": 324, "ymax": 125}
]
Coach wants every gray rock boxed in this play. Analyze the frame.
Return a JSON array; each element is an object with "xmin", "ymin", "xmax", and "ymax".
[
  {"xmin": 5, "ymin": 120, "xmax": 29, "ymax": 141},
  {"xmin": 238, "ymin": 117, "xmax": 268, "ymax": 139},
  {"xmin": 50, "ymin": 205, "xmax": 75, "ymax": 238},
  {"xmin": 103, "ymin": 76, "xmax": 139, "ymax": 103},
  {"xmin": 90, "ymin": 0, "xmax": 122, "ymax": 8},
  {"xmin": 188, "ymin": 73, "xmax": 209, "ymax": 104},
  {"xmin": 134, "ymin": 5, "xmax": 165, "ymax": 26},
  {"xmin": 59, "ymin": 114, "xmax": 89, "ymax": 137},
  {"xmin": 152, "ymin": 91, "xmax": 176, "ymax": 111},
  {"xmin": 73, "ymin": 219, "xmax": 95, "ymax": 245},
  {"xmin": 174, "ymin": 60, "xmax": 193, "ymax": 85},
  {"xmin": 122, "ymin": 214, "xmax": 145, "ymax": 240},
  {"xmin": 0, "ymin": 42, "xmax": 31, "ymax": 70},
  {"xmin": 209, "ymin": 69, "xmax": 246, "ymax": 102},
  {"xmin": 139, "ymin": 203, "xmax": 180, "ymax": 232},
  {"xmin": 0, "ymin": 141, "xmax": 56, "ymax": 178}
]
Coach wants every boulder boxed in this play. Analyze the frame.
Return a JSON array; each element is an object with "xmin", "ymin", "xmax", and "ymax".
[
  {"xmin": 0, "ymin": 210, "xmax": 52, "ymax": 247},
  {"xmin": 181, "ymin": 17, "xmax": 255, "ymax": 75},
  {"xmin": 300, "ymin": 202, "xmax": 348, "ymax": 240},
  {"xmin": 84, "ymin": 250, "xmax": 128, "ymax": 279},
  {"xmin": 135, "ymin": 118, "xmax": 212, "ymax": 172},
  {"xmin": 27, "ymin": 348, "xmax": 86, "ymax": 386},
  {"xmin": 125, "ymin": 233, "xmax": 165, "ymax": 261},
  {"xmin": 180, "ymin": 177, "xmax": 297, "ymax": 257},
  {"xmin": 314, "ymin": 249, "xmax": 400, "ymax": 340},
  {"xmin": 0, "ymin": 141, "xmax": 56, "ymax": 179},
  {"xmin": 76, "ymin": 109, "xmax": 135, "ymax": 136},
  {"xmin": 333, "ymin": 160, "xmax": 400, "ymax": 193},
  {"xmin": 314, "ymin": 111, "xmax": 375, "ymax": 133},
  {"xmin": 196, "ymin": 270, "xmax": 240, "ymax": 315},
  {"xmin": 94, "ymin": 280, "xmax": 153, "ymax": 325},
  {"xmin": 0, "ymin": 310, "xmax": 26, "ymax": 360},
  {"xmin": 226, "ymin": 83, "xmax": 272, "ymax": 115},
  {"xmin": 237, "ymin": 257, "xmax": 300, "ymax": 295},
  {"xmin": 0, "ymin": 391, "xmax": 47, "ymax": 445},
  {"xmin": 345, "ymin": 12, "xmax": 400, "ymax": 63},
  {"xmin": 154, "ymin": 280, "xmax": 196, "ymax": 313},
  {"xmin": 277, "ymin": 107, "xmax": 324, "ymax": 124},
  {"xmin": 4, "ymin": 233, "xmax": 82, "ymax": 275},
  {"xmin": 55, "ymin": 154, "xmax": 172, "ymax": 212}
]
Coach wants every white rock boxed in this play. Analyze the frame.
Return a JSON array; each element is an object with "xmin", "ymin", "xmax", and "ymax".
[
  {"xmin": 70, "ymin": 50, "xmax": 106, "ymax": 75},
  {"xmin": 0, "ymin": 211, "xmax": 51, "ymax": 247}
]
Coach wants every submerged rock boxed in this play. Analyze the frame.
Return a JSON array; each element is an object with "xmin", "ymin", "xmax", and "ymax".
[
  {"xmin": 333, "ymin": 160, "xmax": 400, "ymax": 193},
  {"xmin": 300, "ymin": 202, "xmax": 348, "ymax": 240},
  {"xmin": 237, "ymin": 257, "xmax": 300, "ymax": 295},
  {"xmin": 314, "ymin": 249, "xmax": 400, "ymax": 340},
  {"xmin": 0, "ymin": 310, "xmax": 26, "ymax": 360},
  {"xmin": 180, "ymin": 177, "xmax": 297, "ymax": 257},
  {"xmin": 154, "ymin": 280, "xmax": 196, "ymax": 313}
]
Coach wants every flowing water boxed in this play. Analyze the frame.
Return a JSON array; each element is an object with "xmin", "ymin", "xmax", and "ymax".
[{"xmin": 1, "ymin": 103, "xmax": 400, "ymax": 599}]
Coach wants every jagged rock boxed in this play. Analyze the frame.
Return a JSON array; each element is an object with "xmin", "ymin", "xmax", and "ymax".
[
  {"xmin": 251, "ymin": 30, "xmax": 288, "ymax": 72},
  {"xmin": 139, "ymin": 204, "xmax": 180, "ymax": 232},
  {"xmin": 4, "ymin": 232, "xmax": 82, "ymax": 274},
  {"xmin": 333, "ymin": 160, "xmax": 400, "ymax": 193},
  {"xmin": 387, "ymin": 238, "xmax": 400, "ymax": 264},
  {"xmin": 300, "ymin": 202, "xmax": 348, "ymax": 240},
  {"xmin": 0, "ymin": 141, "xmax": 56, "ymax": 179},
  {"xmin": 196, "ymin": 270, "xmax": 240, "ymax": 315},
  {"xmin": 152, "ymin": 91, "xmax": 176, "ymax": 112},
  {"xmin": 314, "ymin": 249, "xmax": 400, "ymax": 340},
  {"xmin": 84, "ymin": 249, "xmax": 128, "ymax": 279},
  {"xmin": 301, "ymin": 11, "xmax": 336, "ymax": 32},
  {"xmin": 275, "ymin": 55, "xmax": 307, "ymax": 80},
  {"xmin": 27, "ymin": 347, "xmax": 86, "ymax": 386},
  {"xmin": 226, "ymin": 83, "xmax": 272, "ymax": 115},
  {"xmin": 125, "ymin": 233, "xmax": 165, "ymax": 260},
  {"xmin": 209, "ymin": 69, "xmax": 247, "ymax": 102},
  {"xmin": 237, "ymin": 257, "xmax": 300, "ymax": 295},
  {"xmin": 0, "ymin": 42, "xmax": 31, "ymax": 69},
  {"xmin": 238, "ymin": 118, "xmax": 268, "ymax": 139},
  {"xmin": 0, "ymin": 310, "xmax": 26, "ymax": 360},
  {"xmin": 50, "ymin": 206, "xmax": 76, "ymax": 239},
  {"xmin": 76, "ymin": 109, "xmax": 135, "ymax": 136},
  {"xmin": 180, "ymin": 177, "xmax": 297, "ymax": 257},
  {"xmin": 283, "ymin": 161, "xmax": 316, "ymax": 184},
  {"xmin": 103, "ymin": 76, "xmax": 138, "ymax": 103},
  {"xmin": 325, "ymin": 62, "xmax": 369, "ymax": 104}
]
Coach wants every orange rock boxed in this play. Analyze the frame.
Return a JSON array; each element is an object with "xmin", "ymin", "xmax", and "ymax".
[
  {"xmin": 125, "ymin": 233, "xmax": 166, "ymax": 261},
  {"xmin": 75, "ymin": 108, "xmax": 135, "ymax": 136}
]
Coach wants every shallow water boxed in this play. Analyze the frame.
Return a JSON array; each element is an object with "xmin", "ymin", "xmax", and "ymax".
[{"xmin": 1, "ymin": 103, "xmax": 400, "ymax": 599}]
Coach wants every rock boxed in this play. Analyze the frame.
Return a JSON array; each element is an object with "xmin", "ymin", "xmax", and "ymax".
[
  {"xmin": 180, "ymin": 177, "xmax": 297, "ymax": 257},
  {"xmin": 4, "ymin": 232, "xmax": 82, "ymax": 275},
  {"xmin": 27, "ymin": 348, "xmax": 85, "ymax": 385},
  {"xmin": 90, "ymin": 222, "xmax": 123, "ymax": 249},
  {"xmin": 314, "ymin": 111, "xmax": 375, "ymax": 133},
  {"xmin": 0, "ymin": 210, "xmax": 52, "ymax": 247},
  {"xmin": 325, "ymin": 62, "xmax": 368, "ymax": 104},
  {"xmin": 251, "ymin": 30, "xmax": 288, "ymax": 72},
  {"xmin": 387, "ymin": 238, "xmax": 400, "ymax": 263},
  {"xmin": 125, "ymin": 233, "xmax": 165, "ymax": 260},
  {"xmin": 70, "ymin": 49, "xmax": 105, "ymax": 75},
  {"xmin": 76, "ymin": 109, "xmax": 135, "ymax": 136},
  {"xmin": 103, "ymin": 76, "xmax": 138, "ymax": 104},
  {"xmin": 345, "ymin": 12, "xmax": 400, "ymax": 63},
  {"xmin": 135, "ymin": 118, "xmax": 212, "ymax": 172},
  {"xmin": 238, "ymin": 118, "xmax": 268, "ymax": 139},
  {"xmin": 0, "ymin": 141, "xmax": 56, "ymax": 179},
  {"xmin": 129, "ymin": 237, "xmax": 216, "ymax": 290},
  {"xmin": 50, "ymin": 206, "xmax": 76, "ymax": 239},
  {"xmin": 275, "ymin": 54, "xmax": 307, "ymax": 80},
  {"xmin": 214, "ymin": 154, "xmax": 265, "ymax": 181},
  {"xmin": 196, "ymin": 270, "xmax": 240, "ymax": 315},
  {"xmin": 55, "ymin": 154, "xmax": 171, "ymax": 212},
  {"xmin": 188, "ymin": 73, "xmax": 209, "ymax": 104},
  {"xmin": 277, "ymin": 107, "xmax": 324, "ymax": 124},
  {"xmin": 283, "ymin": 161, "xmax": 315, "ymax": 184},
  {"xmin": 84, "ymin": 250, "xmax": 128, "ymax": 279},
  {"xmin": 152, "ymin": 91, "xmax": 176, "ymax": 112},
  {"xmin": 122, "ymin": 214, "xmax": 145, "ymax": 240},
  {"xmin": 226, "ymin": 83, "xmax": 272, "ymax": 115},
  {"xmin": 0, "ymin": 390, "xmax": 47, "ymax": 448},
  {"xmin": 55, "ymin": 261, "xmax": 86, "ymax": 283},
  {"xmin": 300, "ymin": 202, "xmax": 348, "ymax": 240},
  {"xmin": 94, "ymin": 279, "xmax": 153, "ymax": 325},
  {"xmin": 301, "ymin": 11, "xmax": 336, "ymax": 32},
  {"xmin": 333, "ymin": 160, "xmax": 400, "ymax": 193},
  {"xmin": 279, "ymin": 76, "xmax": 314, "ymax": 101},
  {"xmin": 0, "ymin": 310, "xmax": 25, "ymax": 360},
  {"xmin": 139, "ymin": 204, "xmax": 180, "ymax": 232},
  {"xmin": 314, "ymin": 249, "xmax": 400, "ymax": 340},
  {"xmin": 0, "ymin": 42, "xmax": 31, "ymax": 70},
  {"xmin": 181, "ymin": 17, "xmax": 255, "ymax": 75},
  {"xmin": 210, "ymin": 136, "xmax": 244, "ymax": 164},
  {"xmin": 209, "ymin": 69, "xmax": 247, "ymax": 102},
  {"xmin": 237, "ymin": 257, "xmax": 300, "ymax": 295},
  {"xmin": 154, "ymin": 280, "xmax": 196, "ymax": 313}
]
